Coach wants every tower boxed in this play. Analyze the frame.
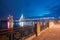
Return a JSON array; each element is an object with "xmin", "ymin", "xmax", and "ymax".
[
  {"xmin": 7, "ymin": 15, "xmax": 13, "ymax": 29},
  {"xmin": 19, "ymin": 14, "xmax": 24, "ymax": 27}
]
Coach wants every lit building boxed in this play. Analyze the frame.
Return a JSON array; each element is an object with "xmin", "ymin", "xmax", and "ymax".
[{"xmin": 7, "ymin": 15, "xmax": 13, "ymax": 29}]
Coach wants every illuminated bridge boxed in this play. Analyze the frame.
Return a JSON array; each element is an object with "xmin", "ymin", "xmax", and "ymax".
[{"xmin": 0, "ymin": 18, "xmax": 60, "ymax": 22}]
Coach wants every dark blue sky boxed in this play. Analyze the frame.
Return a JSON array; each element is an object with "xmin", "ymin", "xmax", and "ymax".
[{"xmin": 0, "ymin": 0, "xmax": 60, "ymax": 19}]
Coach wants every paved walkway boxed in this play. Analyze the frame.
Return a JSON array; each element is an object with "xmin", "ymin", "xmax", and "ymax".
[{"xmin": 33, "ymin": 24, "xmax": 60, "ymax": 40}]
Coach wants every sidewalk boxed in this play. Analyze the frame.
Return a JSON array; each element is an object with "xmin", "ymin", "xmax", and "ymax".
[{"xmin": 32, "ymin": 24, "xmax": 60, "ymax": 40}]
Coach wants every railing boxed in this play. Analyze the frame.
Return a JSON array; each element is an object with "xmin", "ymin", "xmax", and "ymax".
[
  {"xmin": 40, "ymin": 22, "xmax": 49, "ymax": 31},
  {"xmin": 0, "ymin": 26, "xmax": 35, "ymax": 40},
  {"xmin": 13, "ymin": 26, "xmax": 35, "ymax": 40},
  {"xmin": 0, "ymin": 29, "xmax": 10, "ymax": 40},
  {"xmin": 0, "ymin": 21, "xmax": 50, "ymax": 40}
]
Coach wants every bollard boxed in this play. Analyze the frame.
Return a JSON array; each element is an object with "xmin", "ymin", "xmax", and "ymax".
[
  {"xmin": 34, "ymin": 23, "xmax": 40, "ymax": 36},
  {"xmin": 49, "ymin": 22, "xmax": 54, "ymax": 28}
]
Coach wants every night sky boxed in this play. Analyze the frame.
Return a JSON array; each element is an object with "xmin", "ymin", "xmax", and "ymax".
[{"xmin": 0, "ymin": 0, "xmax": 60, "ymax": 19}]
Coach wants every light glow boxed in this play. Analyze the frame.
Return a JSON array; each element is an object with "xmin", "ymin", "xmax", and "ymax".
[
  {"xmin": 49, "ymin": 22, "xmax": 54, "ymax": 28},
  {"xmin": 19, "ymin": 14, "xmax": 24, "ymax": 26}
]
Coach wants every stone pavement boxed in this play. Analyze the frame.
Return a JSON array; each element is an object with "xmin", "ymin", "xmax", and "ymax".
[{"xmin": 32, "ymin": 24, "xmax": 60, "ymax": 40}]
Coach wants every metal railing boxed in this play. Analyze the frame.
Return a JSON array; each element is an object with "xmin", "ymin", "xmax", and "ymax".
[
  {"xmin": 0, "ymin": 26, "xmax": 35, "ymax": 40},
  {"xmin": 0, "ymin": 19, "xmax": 54, "ymax": 40}
]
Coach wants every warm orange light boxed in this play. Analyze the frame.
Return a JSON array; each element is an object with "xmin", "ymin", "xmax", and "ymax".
[
  {"xmin": 7, "ymin": 16, "xmax": 11, "ymax": 29},
  {"xmin": 49, "ymin": 22, "xmax": 54, "ymax": 28},
  {"xmin": 7, "ymin": 21, "xmax": 11, "ymax": 29}
]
